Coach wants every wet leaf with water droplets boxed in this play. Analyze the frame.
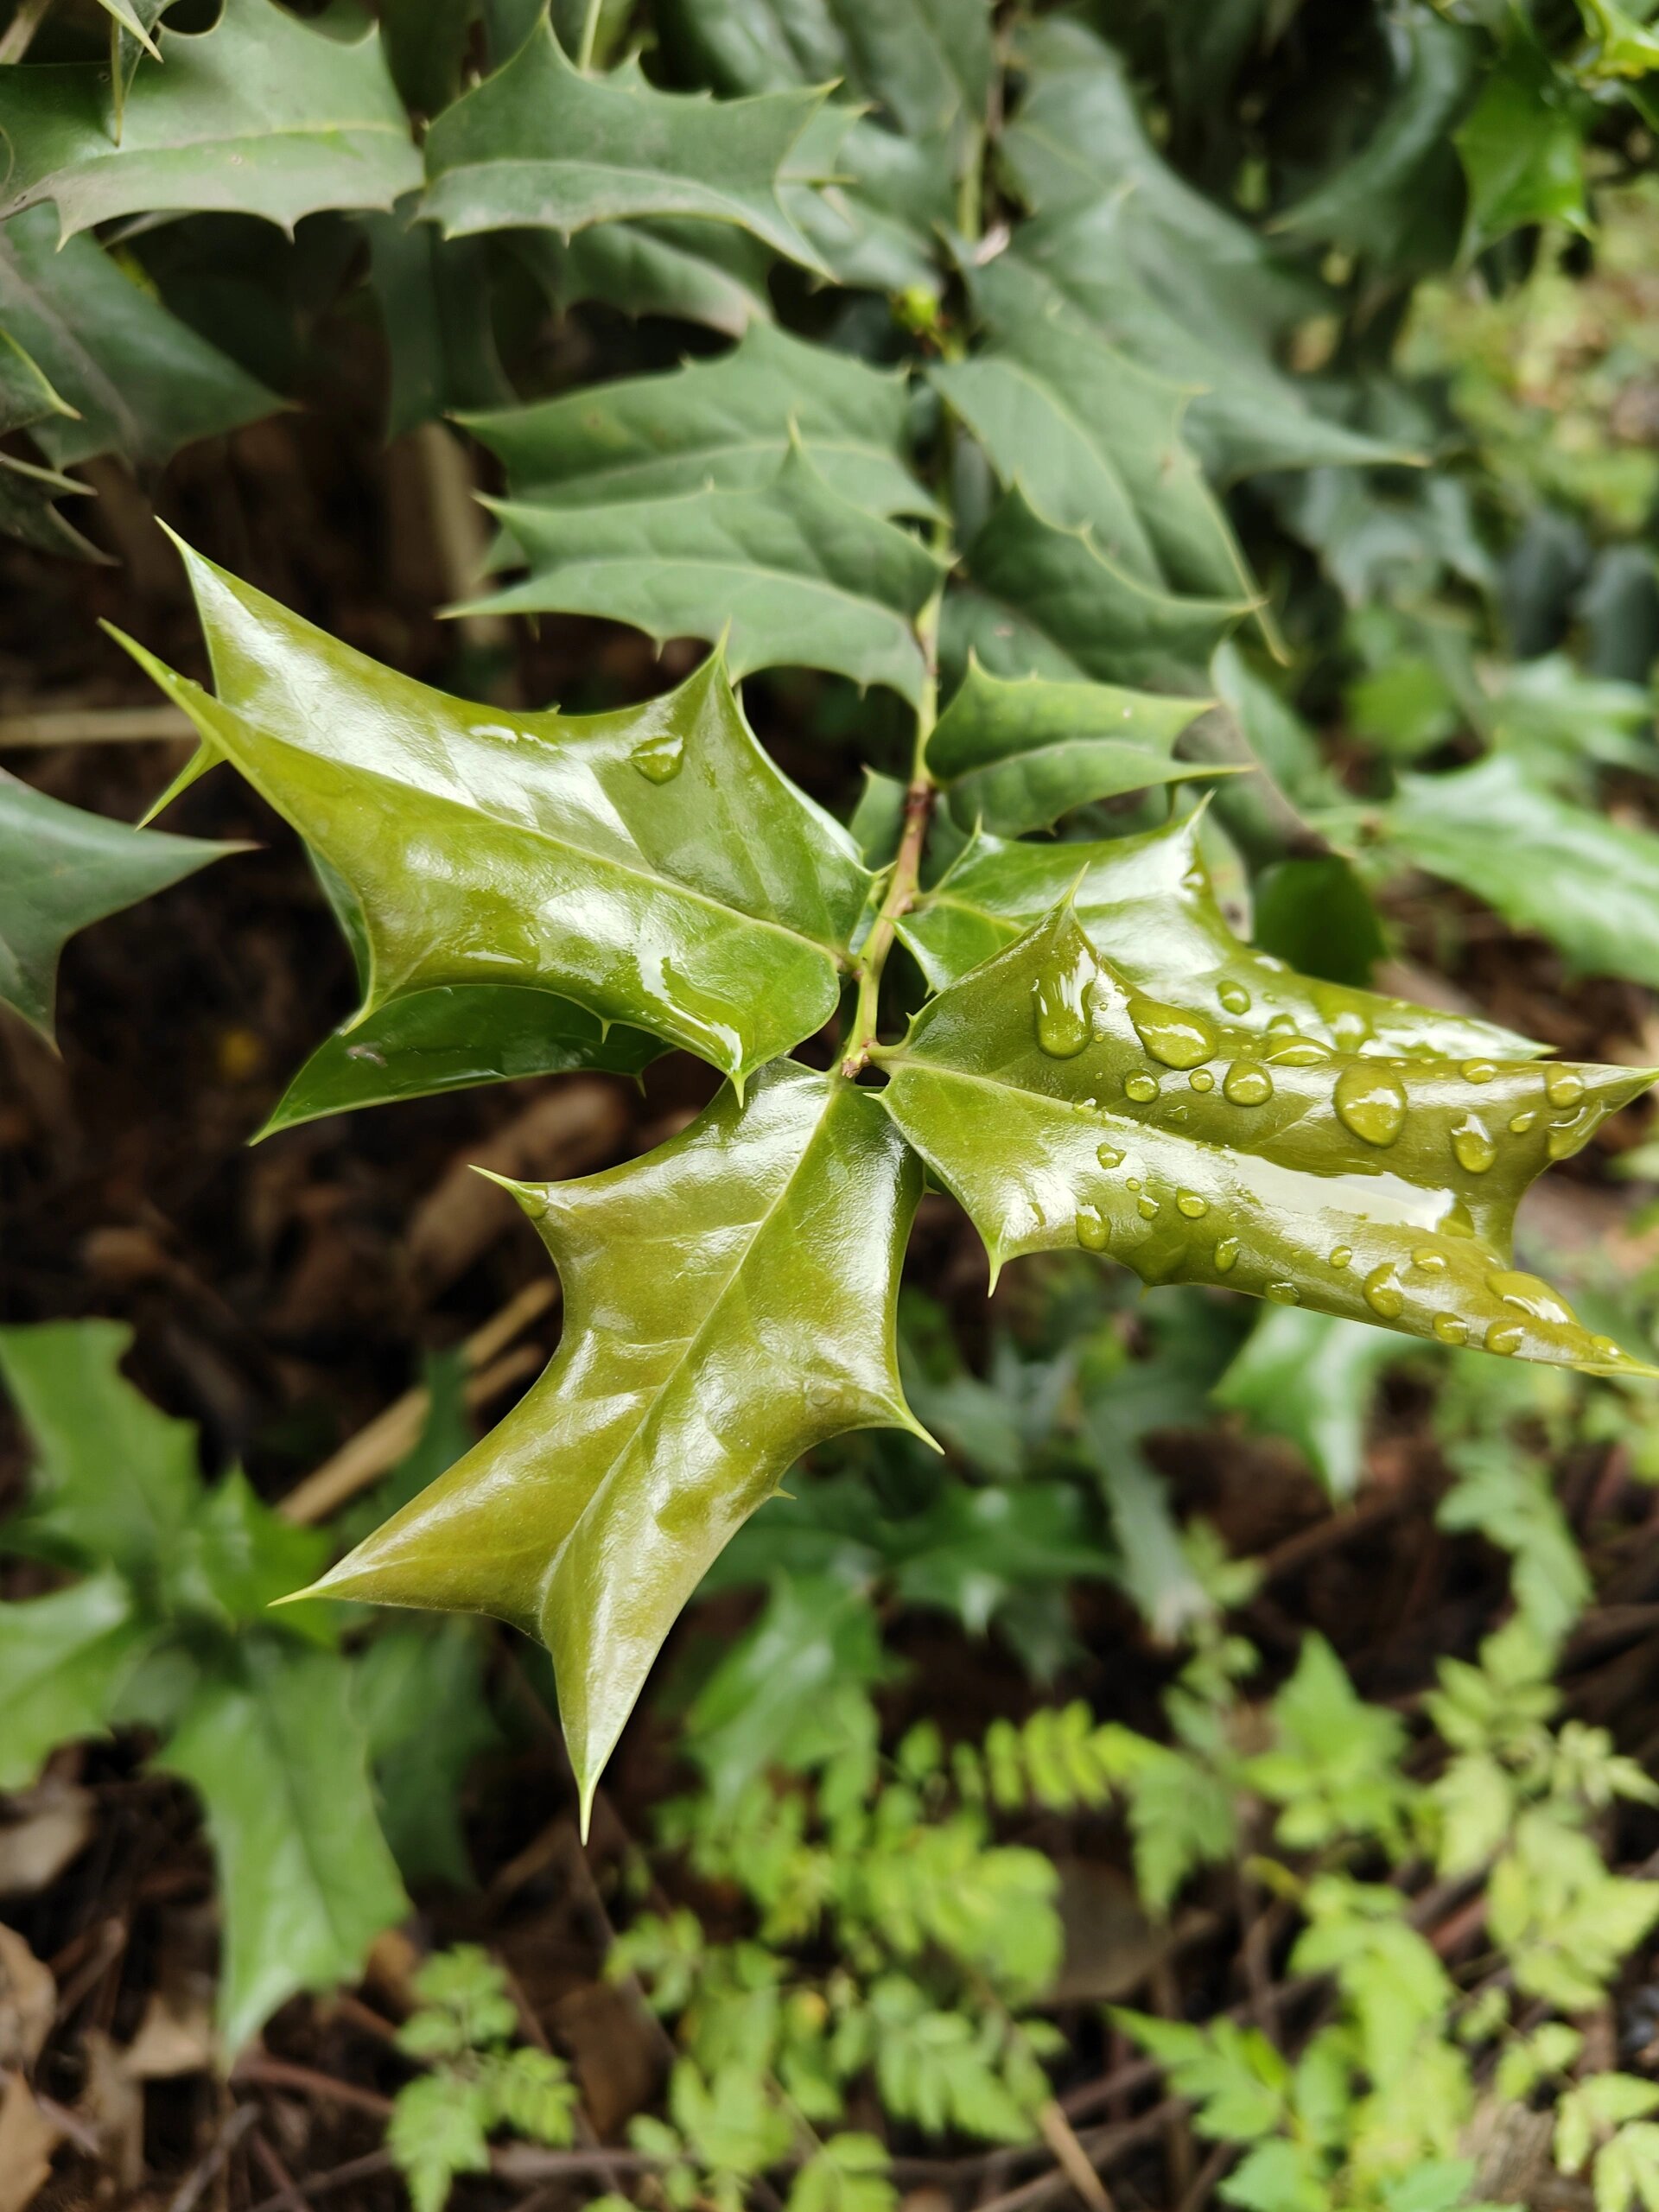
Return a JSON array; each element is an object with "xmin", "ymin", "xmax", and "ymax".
[{"xmin": 880, "ymin": 900, "xmax": 1657, "ymax": 1375}]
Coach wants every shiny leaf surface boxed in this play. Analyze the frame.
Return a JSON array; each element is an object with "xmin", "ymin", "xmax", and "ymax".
[
  {"xmin": 0, "ymin": 768, "xmax": 238, "ymax": 1041},
  {"xmin": 421, "ymin": 24, "xmax": 826, "ymax": 269},
  {"xmin": 306, "ymin": 1063, "xmax": 925, "ymax": 1818},
  {"xmin": 900, "ymin": 811, "xmax": 1536, "ymax": 1063},
  {"xmin": 0, "ymin": 0, "xmax": 423, "ymax": 239},
  {"xmin": 925, "ymin": 661, "xmax": 1211, "ymax": 836},
  {"xmin": 469, "ymin": 443, "xmax": 944, "ymax": 702},
  {"xmin": 116, "ymin": 539, "xmax": 873, "ymax": 1086},
  {"xmin": 879, "ymin": 900, "xmax": 1653, "ymax": 1372}
]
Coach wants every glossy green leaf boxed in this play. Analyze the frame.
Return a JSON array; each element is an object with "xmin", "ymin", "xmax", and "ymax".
[
  {"xmin": 925, "ymin": 660, "xmax": 1211, "ymax": 836},
  {"xmin": 879, "ymin": 899, "xmax": 1654, "ymax": 1372},
  {"xmin": 161, "ymin": 1640, "xmax": 410, "ymax": 2050},
  {"xmin": 0, "ymin": 773, "xmax": 238, "ymax": 1042},
  {"xmin": 949, "ymin": 486, "xmax": 1249, "ymax": 692},
  {"xmin": 469, "ymin": 443, "xmax": 944, "ymax": 702},
  {"xmin": 1387, "ymin": 753, "xmax": 1659, "ymax": 991},
  {"xmin": 0, "ymin": 209, "xmax": 280, "ymax": 472},
  {"xmin": 421, "ymin": 23, "xmax": 827, "ymax": 270},
  {"xmin": 1214, "ymin": 1306, "xmax": 1416, "ymax": 1500},
  {"xmin": 0, "ymin": 0, "xmax": 423, "ymax": 240},
  {"xmin": 466, "ymin": 322, "xmax": 931, "ymax": 520},
  {"xmin": 304, "ymin": 1062, "xmax": 926, "ymax": 1820},
  {"xmin": 1455, "ymin": 29, "xmax": 1590, "ymax": 257},
  {"xmin": 358, "ymin": 1622, "xmax": 502, "ymax": 1886},
  {"xmin": 0, "ymin": 322, "xmax": 100, "ymax": 558},
  {"xmin": 0, "ymin": 1572, "xmax": 149, "ymax": 1790},
  {"xmin": 115, "ymin": 538, "xmax": 874, "ymax": 1087},
  {"xmin": 900, "ymin": 810, "xmax": 1536, "ymax": 1064}
]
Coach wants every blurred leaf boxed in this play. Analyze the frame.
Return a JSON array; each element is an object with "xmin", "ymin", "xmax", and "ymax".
[
  {"xmin": 1455, "ymin": 28, "xmax": 1591, "ymax": 258},
  {"xmin": 169, "ymin": 1469, "xmax": 332, "ymax": 1637},
  {"xmin": 363, "ymin": 212, "xmax": 511, "ymax": 441},
  {"xmin": 358, "ymin": 1622, "xmax": 502, "ymax": 1886},
  {"xmin": 1250, "ymin": 858, "xmax": 1387, "ymax": 988},
  {"xmin": 891, "ymin": 1483, "xmax": 1115, "ymax": 1636},
  {"xmin": 1488, "ymin": 652, "xmax": 1656, "ymax": 794},
  {"xmin": 1438, "ymin": 1440, "xmax": 1592, "ymax": 1648},
  {"xmin": 1214, "ymin": 1306, "xmax": 1414, "ymax": 1499},
  {"xmin": 0, "ymin": 1573, "xmax": 149, "ymax": 1791}
]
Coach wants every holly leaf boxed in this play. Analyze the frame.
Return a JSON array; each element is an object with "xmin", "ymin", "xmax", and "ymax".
[
  {"xmin": 0, "ymin": 209, "xmax": 280, "ymax": 474},
  {"xmin": 878, "ymin": 899, "xmax": 1655, "ymax": 1372},
  {"xmin": 949, "ymin": 485, "xmax": 1250, "ymax": 692},
  {"xmin": 303, "ymin": 1063, "xmax": 925, "ymax": 1821},
  {"xmin": 515, "ymin": 216, "xmax": 775, "ymax": 338},
  {"xmin": 363, "ymin": 208, "xmax": 512, "ymax": 442},
  {"xmin": 113, "ymin": 538, "xmax": 874, "ymax": 1088},
  {"xmin": 0, "ymin": 767, "xmax": 239, "ymax": 1043},
  {"xmin": 421, "ymin": 23, "xmax": 828, "ymax": 270},
  {"xmin": 926, "ymin": 660, "xmax": 1211, "ymax": 836},
  {"xmin": 468, "ymin": 442, "xmax": 945, "ymax": 702},
  {"xmin": 465, "ymin": 321, "xmax": 932, "ymax": 520},
  {"xmin": 0, "ymin": 323, "xmax": 101, "ymax": 558},
  {"xmin": 0, "ymin": 0, "xmax": 423, "ymax": 240},
  {"xmin": 160, "ymin": 1639, "xmax": 410, "ymax": 2050},
  {"xmin": 1213, "ymin": 1306, "xmax": 1417, "ymax": 1500},
  {"xmin": 1386, "ymin": 753, "xmax": 1659, "ymax": 991},
  {"xmin": 1455, "ymin": 27, "xmax": 1590, "ymax": 258},
  {"xmin": 0, "ymin": 1572, "xmax": 150, "ymax": 1790},
  {"xmin": 900, "ymin": 810, "xmax": 1536, "ymax": 1066}
]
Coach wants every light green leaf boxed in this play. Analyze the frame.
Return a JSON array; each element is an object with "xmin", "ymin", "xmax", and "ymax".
[
  {"xmin": 305, "ymin": 1064, "xmax": 925, "ymax": 1821},
  {"xmin": 514, "ymin": 218, "xmax": 774, "ymax": 338},
  {"xmin": 1114, "ymin": 2011, "xmax": 1289, "ymax": 2142},
  {"xmin": 949, "ymin": 485, "xmax": 1249, "ymax": 692},
  {"xmin": 387, "ymin": 2073, "xmax": 493, "ymax": 2212},
  {"xmin": 1213, "ymin": 1306, "xmax": 1415, "ymax": 1500},
  {"xmin": 925, "ymin": 660, "xmax": 1209, "ymax": 836},
  {"xmin": 0, "ymin": 209, "xmax": 280, "ymax": 473},
  {"xmin": 0, "ymin": 0, "xmax": 423, "ymax": 240},
  {"xmin": 471, "ymin": 442, "xmax": 944, "ymax": 702},
  {"xmin": 900, "ymin": 811, "xmax": 1537, "ymax": 1065},
  {"xmin": 878, "ymin": 898, "xmax": 1654, "ymax": 1370},
  {"xmin": 0, "ymin": 769, "xmax": 238, "ymax": 1042},
  {"xmin": 421, "ymin": 23, "xmax": 827, "ymax": 270},
  {"xmin": 1438, "ymin": 1440, "xmax": 1592, "ymax": 1649},
  {"xmin": 1387, "ymin": 752, "xmax": 1659, "ymax": 991},
  {"xmin": 358, "ymin": 1622, "xmax": 502, "ymax": 1887},
  {"xmin": 160, "ymin": 1640, "xmax": 409, "ymax": 2050},
  {"xmin": 1455, "ymin": 28, "xmax": 1591, "ymax": 257},
  {"xmin": 169, "ymin": 1469, "xmax": 333, "ymax": 1639},
  {"xmin": 466, "ymin": 322, "xmax": 931, "ymax": 520},
  {"xmin": 114, "ymin": 538, "xmax": 874, "ymax": 1087},
  {"xmin": 0, "ymin": 1572, "xmax": 149, "ymax": 1790}
]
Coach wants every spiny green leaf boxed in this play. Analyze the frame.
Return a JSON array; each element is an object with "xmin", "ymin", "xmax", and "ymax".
[
  {"xmin": 115, "ymin": 538, "xmax": 873, "ymax": 1087},
  {"xmin": 0, "ymin": 327, "xmax": 99, "ymax": 554},
  {"xmin": 899, "ymin": 810, "xmax": 1536, "ymax": 1066},
  {"xmin": 305, "ymin": 1063, "xmax": 925, "ymax": 1821},
  {"xmin": 1386, "ymin": 752, "xmax": 1659, "ymax": 991},
  {"xmin": 781, "ymin": 108, "xmax": 948, "ymax": 295},
  {"xmin": 515, "ymin": 216, "xmax": 774, "ymax": 338},
  {"xmin": 0, "ymin": 209, "xmax": 280, "ymax": 473},
  {"xmin": 0, "ymin": 1572, "xmax": 150, "ymax": 1790},
  {"xmin": 465, "ymin": 321, "xmax": 932, "ymax": 519},
  {"xmin": 470, "ymin": 442, "xmax": 945, "ymax": 701},
  {"xmin": 160, "ymin": 1639, "xmax": 409, "ymax": 2050},
  {"xmin": 0, "ymin": 769, "xmax": 238, "ymax": 1042},
  {"xmin": 925, "ymin": 660, "xmax": 1210, "ymax": 836},
  {"xmin": 1213, "ymin": 1306, "xmax": 1417, "ymax": 1500},
  {"xmin": 1455, "ymin": 25, "xmax": 1591, "ymax": 257},
  {"xmin": 421, "ymin": 22, "xmax": 828, "ymax": 269},
  {"xmin": 949, "ymin": 484, "xmax": 1250, "ymax": 692},
  {"xmin": 0, "ymin": 0, "xmax": 423, "ymax": 240},
  {"xmin": 878, "ymin": 899, "xmax": 1655, "ymax": 1371}
]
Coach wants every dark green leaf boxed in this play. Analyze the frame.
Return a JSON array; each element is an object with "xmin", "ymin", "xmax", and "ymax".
[
  {"xmin": 0, "ymin": 331, "xmax": 101, "ymax": 554},
  {"xmin": 363, "ymin": 209, "xmax": 512, "ymax": 442},
  {"xmin": 1455, "ymin": 29, "xmax": 1590, "ymax": 257},
  {"xmin": 306, "ymin": 1063, "xmax": 925, "ymax": 1820},
  {"xmin": 1250, "ymin": 858, "xmax": 1387, "ymax": 989},
  {"xmin": 879, "ymin": 899, "xmax": 1654, "ymax": 1372},
  {"xmin": 1214, "ymin": 1306, "xmax": 1416, "ymax": 1499},
  {"xmin": 513, "ymin": 218, "xmax": 774, "ymax": 338},
  {"xmin": 160, "ymin": 1639, "xmax": 409, "ymax": 2050},
  {"xmin": 359, "ymin": 1622, "xmax": 502, "ymax": 1886},
  {"xmin": 0, "ymin": 1572, "xmax": 149, "ymax": 1790}
]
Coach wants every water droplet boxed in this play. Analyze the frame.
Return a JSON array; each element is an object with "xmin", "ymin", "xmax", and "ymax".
[
  {"xmin": 1432, "ymin": 1313, "xmax": 1467, "ymax": 1344},
  {"xmin": 1077, "ymin": 1205, "xmax": 1109, "ymax": 1252},
  {"xmin": 1546, "ymin": 1068, "xmax": 1585, "ymax": 1108},
  {"xmin": 1484, "ymin": 1321, "xmax": 1523, "ymax": 1357},
  {"xmin": 1547, "ymin": 1117, "xmax": 1587, "ymax": 1160},
  {"xmin": 1190, "ymin": 1069, "xmax": 1215, "ymax": 1092},
  {"xmin": 1451, "ymin": 1113, "xmax": 1497, "ymax": 1174},
  {"xmin": 1214, "ymin": 1237, "xmax": 1240, "ymax": 1274},
  {"xmin": 1363, "ymin": 1263, "xmax": 1404, "ymax": 1319},
  {"xmin": 1333, "ymin": 1064, "xmax": 1408, "ymax": 1147},
  {"xmin": 1176, "ymin": 1190, "xmax": 1207, "ymax": 1218},
  {"xmin": 1591, "ymin": 1336, "xmax": 1626, "ymax": 1360},
  {"xmin": 1461, "ymin": 1060, "xmax": 1497, "ymax": 1084},
  {"xmin": 1137, "ymin": 1193, "xmax": 1160, "ymax": 1220},
  {"xmin": 1128, "ymin": 997, "xmax": 1216, "ymax": 1071},
  {"xmin": 1125, "ymin": 1177, "xmax": 1141, "ymax": 1192},
  {"xmin": 1411, "ymin": 1248, "xmax": 1446, "ymax": 1274},
  {"xmin": 1124, "ymin": 1071, "xmax": 1159, "ymax": 1103},
  {"xmin": 1509, "ymin": 1110, "xmax": 1537, "ymax": 1135},
  {"xmin": 1266, "ymin": 1281, "xmax": 1300, "ymax": 1305},
  {"xmin": 1267, "ymin": 1039, "xmax": 1330, "ymax": 1066},
  {"xmin": 1268, "ymin": 1013, "xmax": 1297, "ymax": 1034},
  {"xmin": 1223, "ymin": 1061, "xmax": 1274, "ymax": 1107},
  {"xmin": 630, "ymin": 731, "xmax": 684, "ymax": 782},
  {"xmin": 1217, "ymin": 980, "xmax": 1251, "ymax": 1014},
  {"xmin": 1329, "ymin": 1246, "xmax": 1352, "ymax": 1269},
  {"xmin": 1034, "ymin": 960, "xmax": 1091, "ymax": 1058},
  {"xmin": 1331, "ymin": 1008, "xmax": 1371, "ymax": 1051},
  {"xmin": 1484, "ymin": 1270, "xmax": 1575, "ymax": 1327},
  {"xmin": 1096, "ymin": 1142, "xmax": 1124, "ymax": 1169}
]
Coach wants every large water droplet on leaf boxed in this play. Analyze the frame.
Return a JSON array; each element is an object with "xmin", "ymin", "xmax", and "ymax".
[
  {"xmin": 1137, "ymin": 1193, "xmax": 1160, "ymax": 1220},
  {"xmin": 1077, "ymin": 1205, "xmax": 1109, "ymax": 1251},
  {"xmin": 1096, "ymin": 1142, "xmax": 1124, "ymax": 1169},
  {"xmin": 1485, "ymin": 1321, "xmax": 1523, "ymax": 1356},
  {"xmin": 1484, "ymin": 1271, "xmax": 1575, "ymax": 1327},
  {"xmin": 1509, "ymin": 1110, "xmax": 1536, "ymax": 1135},
  {"xmin": 1223, "ymin": 1061, "xmax": 1273, "ymax": 1107},
  {"xmin": 1124, "ymin": 1071, "xmax": 1159, "ymax": 1102},
  {"xmin": 1461, "ymin": 1060, "xmax": 1497, "ymax": 1084},
  {"xmin": 1190, "ymin": 1069, "xmax": 1215, "ymax": 1092},
  {"xmin": 1433, "ymin": 1313, "xmax": 1467, "ymax": 1344},
  {"xmin": 1546, "ymin": 1068, "xmax": 1584, "ymax": 1108},
  {"xmin": 1546, "ymin": 1116, "xmax": 1589, "ymax": 1160},
  {"xmin": 1128, "ymin": 998, "xmax": 1216, "ymax": 1071},
  {"xmin": 1217, "ymin": 980, "xmax": 1251, "ymax": 1014},
  {"xmin": 1266, "ymin": 1281, "xmax": 1300, "ymax": 1304},
  {"xmin": 1333, "ymin": 1064, "xmax": 1407, "ymax": 1147},
  {"xmin": 1363, "ymin": 1263, "xmax": 1404, "ymax": 1319},
  {"xmin": 1411, "ymin": 1248, "xmax": 1446, "ymax": 1274},
  {"xmin": 629, "ymin": 731, "xmax": 684, "ymax": 783},
  {"xmin": 1329, "ymin": 1246, "xmax": 1352, "ymax": 1269},
  {"xmin": 1451, "ymin": 1113, "xmax": 1497, "ymax": 1174},
  {"xmin": 1214, "ymin": 1236, "xmax": 1240, "ymax": 1274},
  {"xmin": 1176, "ymin": 1190, "xmax": 1207, "ymax": 1218},
  {"xmin": 1034, "ymin": 961, "xmax": 1091, "ymax": 1058}
]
